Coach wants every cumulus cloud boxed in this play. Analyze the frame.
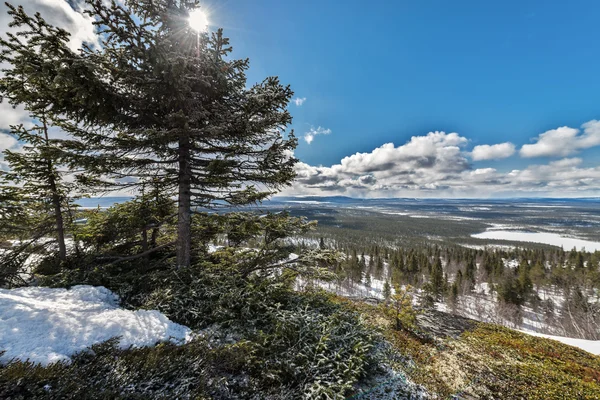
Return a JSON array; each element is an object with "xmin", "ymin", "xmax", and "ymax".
[
  {"xmin": 292, "ymin": 131, "xmax": 471, "ymax": 194},
  {"xmin": 520, "ymin": 120, "xmax": 600, "ymax": 158},
  {"xmin": 286, "ymin": 130, "xmax": 600, "ymax": 198},
  {"xmin": 304, "ymin": 126, "xmax": 331, "ymax": 144},
  {"xmin": 0, "ymin": 132, "xmax": 17, "ymax": 152},
  {"xmin": 471, "ymin": 142, "xmax": 515, "ymax": 161},
  {"xmin": 0, "ymin": 132, "xmax": 19, "ymax": 171},
  {"xmin": 0, "ymin": 103, "xmax": 31, "ymax": 129},
  {"xmin": 293, "ymin": 97, "xmax": 306, "ymax": 106}
]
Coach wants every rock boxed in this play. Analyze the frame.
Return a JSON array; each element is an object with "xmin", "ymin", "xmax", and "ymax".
[{"xmin": 416, "ymin": 309, "xmax": 477, "ymax": 339}]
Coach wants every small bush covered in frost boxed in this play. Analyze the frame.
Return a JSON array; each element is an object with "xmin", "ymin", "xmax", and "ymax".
[{"xmin": 132, "ymin": 264, "xmax": 380, "ymax": 397}]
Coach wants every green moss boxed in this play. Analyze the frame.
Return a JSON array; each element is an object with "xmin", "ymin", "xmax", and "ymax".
[
  {"xmin": 349, "ymin": 300, "xmax": 600, "ymax": 399},
  {"xmin": 461, "ymin": 324, "xmax": 600, "ymax": 399}
]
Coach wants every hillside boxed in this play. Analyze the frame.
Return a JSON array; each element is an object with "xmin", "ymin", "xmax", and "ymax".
[
  {"xmin": 350, "ymin": 301, "xmax": 600, "ymax": 399},
  {"xmin": 1, "ymin": 284, "xmax": 599, "ymax": 399}
]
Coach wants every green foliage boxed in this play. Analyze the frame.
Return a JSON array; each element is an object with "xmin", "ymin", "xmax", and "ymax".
[
  {"xmin": 430, "ymin": 257, "xmax": 444, "ymax": 298},
  {"xmin": 0, "ymin": 338, "xmax": 219, "ymax": 399},
  {"xmin": 0, "ymin": 0, "xmax": 299, "ymax": 266},
  {"xmin": 380, "ymin": 285, "xmax": 417, "ymax": 331},
  {"xmin": 36, "ymin": 242, "xmax": 376, "ymax": 398},
  {"xmin": 383, "ymin": 280, "xmax": 391, "ymax": 300},
  {"xmin": 0, "ymin": 294, "xmax": 378, "ymax": 399},
  {"xmin": 449, "ymin": 281, "xmax": 459, "ymax": 306},
  {"xmin": 461, "ymin": 324, "xmax": 600, "ymax": 399},
  {"xmin": 252, "ymin": 296, "xmax": 378, "ymax": 397},
  {"xmin": 77, "ymin": 188, "xmax": 174, "ymax": 254},
  {"xmin": 0, "ymin": 8, "xmax": 84, "ymax": 263}
]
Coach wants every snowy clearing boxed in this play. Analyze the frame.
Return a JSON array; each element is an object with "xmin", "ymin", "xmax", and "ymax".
[
  {"xmin": 0, "ymin": 285, "xmax": 192, "ymax": 366},
  {"xmin": 472, "ymin": 229, "xmax": 600, "ymax": 252},
  {"xmin": 518, "ymin": 330, "xmax": 600, "ymax": 356}
]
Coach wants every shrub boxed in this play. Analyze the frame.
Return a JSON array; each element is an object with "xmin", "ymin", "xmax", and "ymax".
[{"xmin": 31, "ymin": 252, "xmax": 381, "ymax": 399}]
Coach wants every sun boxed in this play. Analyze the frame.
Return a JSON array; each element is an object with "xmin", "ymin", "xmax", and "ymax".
[{"xmin": 188, "ymin": 9, "xmax": 208, "ymax": 32}]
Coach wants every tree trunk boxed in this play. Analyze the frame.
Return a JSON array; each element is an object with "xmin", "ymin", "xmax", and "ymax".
[
  {"xmin": 150, "ymin": 180, "xmax": 160, "ymax": 249},
  {"xmin": 51, "ymin": 190, "xmax": 67, "ymax": 261},
  {"xmin": 141, "ymin": 228, "xmax": 148, "ymax": 253},
  {"xmin": 42, "ymin": 118, "xmax": 67, "ymax": 262},
  {"xmin": 177, "ymin": 133, "xmax": 192, "ymax": 267},
  {"xmin": 150, "ymin": 227, "xmax": 159, "ymax": 249}
]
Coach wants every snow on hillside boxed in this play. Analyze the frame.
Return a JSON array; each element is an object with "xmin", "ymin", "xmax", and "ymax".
[{"xmin": 0, "ymin": 285, "xmax": 192, "ymax": 366}]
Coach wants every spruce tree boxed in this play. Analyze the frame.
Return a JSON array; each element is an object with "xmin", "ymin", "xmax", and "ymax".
[
  {"xmin": 0, "ymin": 117, "xmax": 74, "ymax": 261},
  {"xmin": 0, "ymin": 11, "xmax": 85, "ymax": 262},
  {"xmin": 383, "ymin": 280, "xmax": 391, "ymax": 301},
  {"xmin": 430, "ymin": 256, "xmax": 444, "ymax": 299},
  {"xmin": 1, "ymin": 1, "xmax": 297, "ymax": 267}
]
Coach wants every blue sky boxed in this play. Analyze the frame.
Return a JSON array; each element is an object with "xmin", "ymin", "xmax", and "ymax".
[
  {"xmin": 214, "ymin": 1, "xmax": 600, "ymax": 163},
  {"xmin": 1, "ymin": 0, "xmax": 600, "ymax": 197},
  {"xmin": 202, "ymin": 0, "xmax": 600, "ymax": 197}
]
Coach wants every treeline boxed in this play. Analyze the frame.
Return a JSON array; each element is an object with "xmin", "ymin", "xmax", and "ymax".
[{"xmin": 296, "ymin": 238, "xmax": 600, "ymax": 339}]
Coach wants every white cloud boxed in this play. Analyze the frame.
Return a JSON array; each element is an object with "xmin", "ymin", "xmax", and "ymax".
[
  {"xmin": 293, "ymin": 97, "xmax": 306, "ymax": 106},
  {"xmin": 0, "ymin": 103, "xmax": 31, "ymax": 129},
  {"xmin": 304, "ymin": 126, "xmax": 331, "ymax": 144},
  {"xmin": 0, "ymin": 131, "xmax": 20, "ymax": 171},
  {"xmin": 520, "ymin": 120, "xmax": 600, "ymax": 158},
  {"xmin": 0, "ymin": 132, "xmax": 17, "ymax": 152},
  {"xmin": 292, "ymin": 131, "xmax": 470, "ymax": 194},
  {"xmin": 287, "ymin": 129, "xmax": 600, "ymax": 198},
  {"xmin": 0, "ymin": 1, "xmax": 99, "ymax": 52},
  {"xmin": 471, "ymin": 142, "xmax": 515, "ymax": 161}
]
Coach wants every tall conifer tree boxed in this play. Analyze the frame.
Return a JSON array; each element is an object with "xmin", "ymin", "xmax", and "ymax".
[
  {"xmin": 1, "ymin": 1, "xmax": 297, "ymax": 267},
  {"xmin": 0, "ymin": 13, "xmax": 82, "ymax": 261}
]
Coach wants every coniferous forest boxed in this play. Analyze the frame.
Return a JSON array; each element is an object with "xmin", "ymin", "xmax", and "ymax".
[{"xmin": 0, "ymin": 1, "xmax": 599, "ymax": 399}]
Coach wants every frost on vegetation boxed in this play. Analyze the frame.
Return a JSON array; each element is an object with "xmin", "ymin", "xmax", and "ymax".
[
  {"xmin": 352, "ymin": 367, "xmax": 430, "ymax": 399},
  {"xmin": 0, "ymin": 285, "xmax": 192, "ymax": 365}
]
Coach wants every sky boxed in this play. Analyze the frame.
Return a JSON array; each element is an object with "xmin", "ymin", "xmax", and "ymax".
[{"xmin": 1, "ymin": 0, "xmax": 600, "ymax": 198}]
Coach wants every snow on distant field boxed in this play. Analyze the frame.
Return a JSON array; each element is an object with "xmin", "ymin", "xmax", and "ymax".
[
  {"xmin": 459, "ymin": 243, "xmax": 515, "ymax": 251},
  {"xmin": 458, "ymin": 206, "xmax": 491, "ymax": 212},
  {"xmin": 503, "ymin": 258, "xmax": 520, "ymax": 269},
  {"xmin": 379, "ymin": 211, "xmax": 410, "ymax": 216},
  {"xmin": 472, "ymin": 229, "xmax": 600, "ymax": 252},
  {"xmin": 285, "ymin": 200, "xmax": 330, "ymax": 205},
  {"xmin": 518, "ymin": 330, "xmax": 600, "ymax": 356},
  {"xmin": 0, "ymin": 286, "xmax": 192, "ymax": 366}
]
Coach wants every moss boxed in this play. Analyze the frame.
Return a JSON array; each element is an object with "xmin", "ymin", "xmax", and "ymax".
[
  {"xmin": 460, "ymin": 324, "xmax": 600, "ymax": 399},
  {"xmin": 349, "ymin": 300, "xmax": 600, "ymax": 399}
]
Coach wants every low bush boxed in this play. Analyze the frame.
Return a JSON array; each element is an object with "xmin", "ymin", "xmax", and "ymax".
[{"xmin": 23, "ymin": 252, "xmax": 381, "ymax": 399}]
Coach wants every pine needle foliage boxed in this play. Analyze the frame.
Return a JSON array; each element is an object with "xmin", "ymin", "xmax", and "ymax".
[{"xmin": 0, "ymin": 0, "xmax": 298, "ymax": 267}]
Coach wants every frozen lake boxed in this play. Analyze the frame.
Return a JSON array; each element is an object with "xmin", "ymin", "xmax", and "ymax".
[{"xmin": 472, "ymin": 230, "xmax": 600, "ymax": 252}]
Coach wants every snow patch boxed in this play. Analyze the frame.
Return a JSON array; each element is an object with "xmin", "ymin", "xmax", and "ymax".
[
  {"xmin": 472, "ymin": 230, "xmax": 600, "ymax": 252},
  {"xmin": 0, "ymin": 285, "xmax": 192, "ymax": 366}
]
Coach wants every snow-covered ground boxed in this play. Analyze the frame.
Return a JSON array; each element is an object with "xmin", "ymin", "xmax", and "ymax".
[
  {"xmin": 472, "ymin": 229, "xmax": 600, "ymax": 252},
  {"xmin": 0, "ymin": 285, "xmax": 191, "ymax": 365}
]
